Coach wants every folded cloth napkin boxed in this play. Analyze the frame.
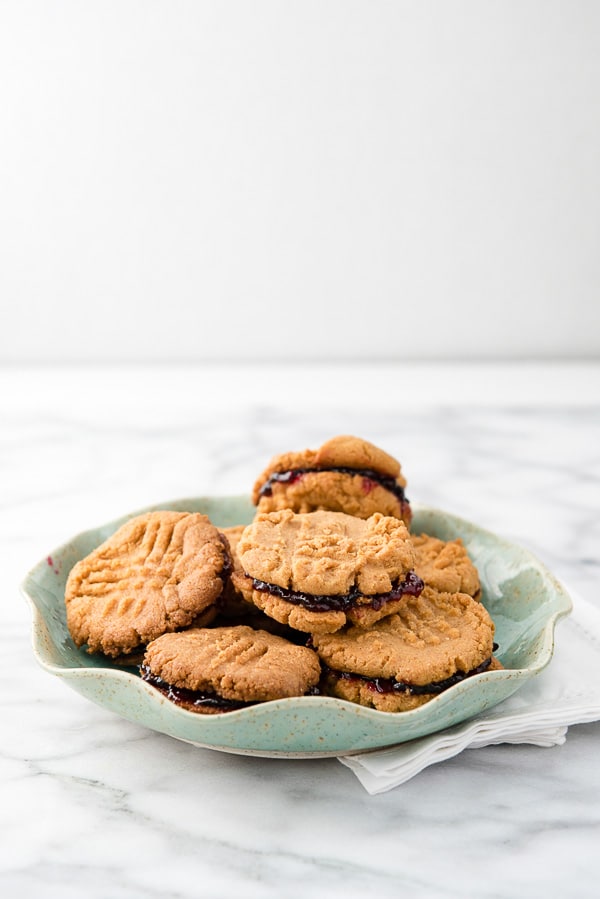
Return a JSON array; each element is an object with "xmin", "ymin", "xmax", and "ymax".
[{"xmin": 337, "ymin": 588, "xmax": 600, "ymax": 794}]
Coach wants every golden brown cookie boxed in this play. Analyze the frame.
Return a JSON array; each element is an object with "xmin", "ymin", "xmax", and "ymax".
[
  {"xmin": 252, "ymin": 434, "xmax": 412, "ymax": 524},
  {"xmin": 65, "ymin": 511, "xmax": 230, "ymax": 658},
  {"xmin": 237, "ymin": 509, "xmax": 422, "ymax": 634},
  {"xmin": 411, "ymin": 533, "xmax": 481, "ymax": 600},
  {"xmin": 141, "ymin": 625, "xmax": 322, "ymax": 713},
  {"xmin": 311, "ymin": 587, "xmax": 500, "ymax": 712}
]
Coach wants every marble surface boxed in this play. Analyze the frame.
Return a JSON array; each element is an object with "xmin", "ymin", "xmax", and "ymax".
[{"xmin": 2, "ymin": 362, "xmax": 599, "ymax": 898}]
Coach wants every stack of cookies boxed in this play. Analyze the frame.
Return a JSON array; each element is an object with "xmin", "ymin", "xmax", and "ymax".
[{"xmin": 64, "ymin": 435, "xmax": 501, "ymax": 714}]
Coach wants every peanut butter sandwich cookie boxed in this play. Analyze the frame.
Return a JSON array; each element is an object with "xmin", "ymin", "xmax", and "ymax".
[
  {"xmin": 65, "ymin": 511, "xmax": 231, "ymax": 658},
  {"xmin": 411, "ymin": 533, "xmax": 481, "ymax": 600},
  {"xmin": 237, "ymin": 509, "xmax": 423, "ymax": 635},
  {"xmin": 141, "ymin": 625, "xmax": 322, "ymax": 713},
  {"xmin": 252, "ymin": 434, "xmax": 412, "ymax": 524},
  {"xmin": 311, "ymin": 587, "xmax": 502, "ymax": 712}
]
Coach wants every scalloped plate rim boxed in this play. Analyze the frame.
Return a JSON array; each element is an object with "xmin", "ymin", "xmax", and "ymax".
[{"xmin": 21, "ymin": 497, "xmax": 573, "ymax": 756}]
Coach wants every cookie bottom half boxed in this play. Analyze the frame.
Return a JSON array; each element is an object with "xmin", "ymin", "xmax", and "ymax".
[
  {"xmin": 140, "ymin": 665, "xmax": 255, "ymax": 714},
  {"xmin": 250, "ymin": 571, "xmax": 424, "ymax": 634},
  {"xmin": 321, "ymin": 656, "xmax": 504, "ymax": 712},
  {"xmin": 256, "ymin": 468, "xmax": 411, "ymax": 524}
]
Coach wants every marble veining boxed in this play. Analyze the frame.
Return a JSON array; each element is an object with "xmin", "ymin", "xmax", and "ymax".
[{"xmin": 1, "ymin": 364, "xmax": 599, "ymax": 898}]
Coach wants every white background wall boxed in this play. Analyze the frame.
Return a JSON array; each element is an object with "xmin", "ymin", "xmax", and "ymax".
[{"xmin": 1, "ymin": 1, "xmax": 599, "ymax": 363}]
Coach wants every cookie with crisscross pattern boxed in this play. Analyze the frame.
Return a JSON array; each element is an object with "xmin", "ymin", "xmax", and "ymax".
[
  {"xmin": 142, "ymin": 625, "xmax": 321, "ymax": 712},
  {"xmin": 237, "ymin": 509, "xmax": 421, "ymax": 634},
  {"xmin": 65, "ymin": 511, "xmax": 229, "ymax": 657},
  {"xmin": 311, "ymin": 587, "xmax": 500, "ymax": 712}
]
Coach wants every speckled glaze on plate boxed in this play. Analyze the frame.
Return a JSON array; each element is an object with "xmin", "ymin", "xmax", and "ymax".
[{"xmin": 22, "ymin": 497, "xmax": 572, "ymax": 758}]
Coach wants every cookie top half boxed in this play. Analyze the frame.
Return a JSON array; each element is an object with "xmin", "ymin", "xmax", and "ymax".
[
  {"xmin": 238, "ymin": 509, "xmax": 415, "ymax": 596},
  {"xmin": 311, "ymin": 587, "xmax": 495, "ymax": 685},
  {"xmin": 143, "ymin": 625, "xmax": 321, "ymax": 702},
  {"xmin": 65, "ymin": 511, "xmax": 229, "ymax": 657}
]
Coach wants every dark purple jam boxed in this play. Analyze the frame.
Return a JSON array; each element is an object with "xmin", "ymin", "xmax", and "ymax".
[
  {"xmin": 258, "ymin": 466, "xmax": 408, "ymax": 504},
  {"xmin": 140, "ymin": 665, "xmax": 253, "ymax": 712},
  {"xmin": 327, "ymin": 656, "xmax": 494, "ymax": 696},
  {"xmin": 251, "ymin": 570, "xmax": 424, "ymax": 613},
  {"xmin": 218, "ymin": 532, "xmax": 233, "ymax": 581}
]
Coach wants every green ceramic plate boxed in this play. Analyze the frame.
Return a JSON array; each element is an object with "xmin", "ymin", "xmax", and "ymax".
[{"xmin": 22, "ymin": 497, "xmax": 572, "ymax": 758}]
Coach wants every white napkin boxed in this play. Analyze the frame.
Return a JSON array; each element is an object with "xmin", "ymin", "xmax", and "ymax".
[{"xmin": 337, "ymin": 589, "xmax": 600, "ymax": 794}]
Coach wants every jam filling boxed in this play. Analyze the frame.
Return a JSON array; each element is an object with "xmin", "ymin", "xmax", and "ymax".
[
  {"xmin": 140, "ymin": 665, "xmax": 254, "ymax": 712},
  {"xmin": 218, "ymin": 532, "xmax": 233, "ymax": 581},
  {"xmin": 141, "ymin": 665, "xmax": 322, "ymax": 709},
  {"xmin": 258, "ymin": 466, "xmax": 408, "ymax": 504},
  {"xmin": 251, "ymin": 570, "xmax": 424, "ymax": 613},
  {"xmin": 326, "ymin": 656, "xmax": 494, "ymax": 696}
]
